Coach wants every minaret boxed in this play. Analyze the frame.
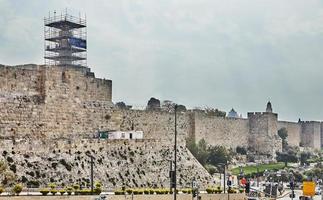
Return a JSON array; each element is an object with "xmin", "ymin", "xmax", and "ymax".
[{"xmin": 266, "ymin": 101, "xmax": 273, "ymax": 113}]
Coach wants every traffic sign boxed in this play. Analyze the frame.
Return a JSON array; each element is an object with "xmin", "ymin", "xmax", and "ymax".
[{"xmin": 303, "ymin": 181, "xmax": 315, "ymax": 196}]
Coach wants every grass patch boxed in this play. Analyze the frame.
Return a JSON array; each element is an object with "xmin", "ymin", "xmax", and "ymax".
[{"xmin": 231, "ymin": 162, "xmax": 286, "ymax": 175}]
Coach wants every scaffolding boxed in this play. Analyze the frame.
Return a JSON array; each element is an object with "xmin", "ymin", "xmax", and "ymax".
[{"xmin": 44, "ymin": 11, "xmax": 87, "ymax": 68}]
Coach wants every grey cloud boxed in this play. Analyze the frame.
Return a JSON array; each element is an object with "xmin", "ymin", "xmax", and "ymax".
[{"xmin": 1, "ymin": 0, "xmax": 323, "ymax": 120}]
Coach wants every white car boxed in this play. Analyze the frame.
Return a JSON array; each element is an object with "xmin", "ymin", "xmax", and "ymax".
[{"xmin": 315, "ymin": 186, "xmax": 321, "ymax": 195}]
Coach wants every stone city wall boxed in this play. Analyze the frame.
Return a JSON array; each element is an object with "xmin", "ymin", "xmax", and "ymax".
[
  {"xmin": 0, "ymin": 64, "xmax": 322, "ymax": 180},
  {"xmin": 193, "ymin": 113, "xmax": 249, "ymax": 149},
  {"xmin": 300, "ymin": 121, "xmax": 321, "ymax": 149},
  {"xmin": 247, "ymin": 112, "xmax": 281, "ymax": 157},
  {"xmin": 277, "ymin": 121, "xmax": 301, "ymax": 147},
  {"xmin": 0, "ymin": 64, "xmax": 43, "ymax": 97},
  {"xmin": 44, "ymin": 66, "xmax": 112, "ymax": 103}
]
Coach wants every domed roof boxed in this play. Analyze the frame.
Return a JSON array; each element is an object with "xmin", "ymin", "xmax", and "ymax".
[
  {"xmin": 266, "ymin": 101, "xmax": 273, "ymax": 113},
  {"xmin": 227, "ymin": 108, "xmax": 239, "ymax": 118}
]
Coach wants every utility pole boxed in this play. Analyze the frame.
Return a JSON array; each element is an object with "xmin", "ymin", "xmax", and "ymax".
[
  {"xmin": 169, "ymin": 160, "xmax": 174, "ymax": 192},
  {"xmin": 223, "ymin": 165, "xmax": 226, "ymax": 194},
  {"xmin": 86, "ymin": 153, "xmax": 95, "ymax": 195},
  {"xmin": 174, "ymin": 104, "xmax": 178, "ymax": 200},
  {"xmin": 257, "ymin": 164, "xmax": 259, "ymax": 187}
]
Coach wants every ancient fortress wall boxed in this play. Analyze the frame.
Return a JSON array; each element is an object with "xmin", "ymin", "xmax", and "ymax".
[
  {"xmin": 0, "ymin": 64, "xmax": 113, "ymax": 139},
  {"xmin": 44, "ymin": 66, "xmax": 112, "ymax": 103},
  {"xmin": 300, "ymin": 121, "xmax": 321, "ymax": 149},
  {"xmin": 277, "ymin": 121, "xmax": 301, "ymax": 147},
  {"xmin": 0, "ymin": 64, "xmax": 322, "ymax": 170},
  {"xmin": 0, "ymin": 64, "xmax": 43, "ymax": 96},
  {"xmin": 247, "ymin": 112, "xmax": 281, "ymax": 156},
  {"xmin": 193, "ymin": 113, "xmax": 249, "ymax": 149}
]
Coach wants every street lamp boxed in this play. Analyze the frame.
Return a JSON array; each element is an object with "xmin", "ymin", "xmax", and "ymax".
[
  {"xmin": 85, "ymin": 152, "xmax": 95, "ymax": 195},
  {"xmin": 173, "ymin": 104, "xmax": 178, "ymax": 200},
  {"xmin": 289, "ymin": 172, "xmax": 295, "ymax": 200},
  {"xmin": 217, "ymin": 162, "xmax": 227, "ymax": 193}
]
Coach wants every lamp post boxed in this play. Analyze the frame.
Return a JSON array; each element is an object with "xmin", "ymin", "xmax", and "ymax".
[
  {"xmin": 256, "ymin": 163, "xmax": 259, "ymax": 187},
  {"xmin": 289, "ymin": 172, "xmax": 295, "ymax": 200},
  {"xmin": 174, "ymin": 104, "xmax": 178, "ymax": 200},
  {"xmin": 217, "ymin": 162, "xmax": 227, "ymax": 194},
  {"xmin": 86, "ymin": 153, "xmax": 95, "ymax": 195}
]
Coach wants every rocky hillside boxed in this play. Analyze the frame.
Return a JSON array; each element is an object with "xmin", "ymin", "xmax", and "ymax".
[{"xmin": 0, "ymin": 139, "xmax": 212, "ymax": 190}]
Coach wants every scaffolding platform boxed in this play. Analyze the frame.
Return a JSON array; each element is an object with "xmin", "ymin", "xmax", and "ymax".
[{"xmin": 44, "ymin": 12, "xmax": 87, "ymax": 68}]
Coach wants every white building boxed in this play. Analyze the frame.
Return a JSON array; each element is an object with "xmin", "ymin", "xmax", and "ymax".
[{"xmin": 107, "ymin": 131, "xmax": 143, "ymax": 140}]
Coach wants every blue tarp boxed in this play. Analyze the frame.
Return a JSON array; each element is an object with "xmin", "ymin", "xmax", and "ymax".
[{"xmin": 68, "ymin": 37, "xmax": 86, "ymax": 49}]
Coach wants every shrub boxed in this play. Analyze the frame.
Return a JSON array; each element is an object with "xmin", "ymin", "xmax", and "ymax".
[
  {"xmin": 149, "ymin": 189, "xmax": 154, "ymax": 194},
  {"xmin": 114, "ymin": 190, "xmax": 125, "ymax": 195},
  {"xmin": 50, "ymin": 189, "xmax": 57, "ymax": 195},
  {"xmin": 59, "ymin": 189, "xmax": 65, "ymax": 195},
  {"xmin": 0, "ymin": 187, "xmax": 4, "ymax": 194},
  {"xmin": 239, "ymin": 188, "xmax": 244, "ymax": 193},
  {"xmin": 206, "ymin": 188, "xmax": 213, "ymax": 194},
  {"xmin": 40, "ymin": 188, "xmax": 50, "ymax": 196},
  {"xmin": 48, "ymin": 183, "xmax": 56, "ymax": 189},
  {"xmin": 126, "ymin": 188, "xmax": 133, "ymax": 194},
  {"xmin": 94, "ymin": 187, "xmax": 102, "ymax": 195},
  {"xmin": 95, "ymin": 182, "xmax": 102, "ymax": 188},
  {"xmin": 66, "ymin": 186, "xmax": 73, "ymax": 195},
  {"xmin": 182, "ymin": 188, "xmax": 192, "ymax": 194},
  {"xmin": 144, "ymin": 189, "xmax": 149, "ymax": 194},
  {"xmin": 73, "ymin": 184, "xmax": 80, "ymax": 190},
  {"xmin": 13, "ymin": 184, "xmax": 23, "ymax": 195},
  {"xmin": 228, "ymin": 189, "xmax": 237, "ymax": 193},
  {"xmin": 79, "ymin": 189, "xmax": 92, "ymax": 195}
]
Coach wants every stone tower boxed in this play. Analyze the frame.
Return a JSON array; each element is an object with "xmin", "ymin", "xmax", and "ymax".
[
  {"xmin": 266, "ymin": 101, "xmax": 273, "ymax": 113},
  {"xmin": 247, "ymin": 102, "xmax": 282, "ymax": 160}
]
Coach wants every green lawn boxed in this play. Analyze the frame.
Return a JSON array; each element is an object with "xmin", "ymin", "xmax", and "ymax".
[{"xmin": 231, "ymin": 162, "xmax": 286, "ymax": 176}]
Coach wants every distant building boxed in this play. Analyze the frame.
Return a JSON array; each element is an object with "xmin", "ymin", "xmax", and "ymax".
[
  {"xmin": 102, "ymin": 131, "xmax": 144, "ymax": 140},
  {"xmin": 227, "ymin": 108, "xmax": 239, "ymax": 118}
]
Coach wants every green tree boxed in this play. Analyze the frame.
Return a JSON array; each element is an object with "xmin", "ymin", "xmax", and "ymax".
[
  {"xmin": 0, "ymin": 160, "xmax": 15, "ymax": 186},
  {"xmin": 300, "ymin": 152, "xmax": 311, "ymax": 165},
  {"xmin": 276, "ymin": 147, "xmax": 298, "ymax": 167},
  {"xmin": 278, "ymin": 128, "xmax": 288, "ymax": 150},
  {"xmin": 196, "ymin": 139, "xmax": 209, "ymax": 166},
  {"xmin": 207, "ymin": 145, "xmax": 231, "ymax": 168},
  {"xmin": 186, "ymin": 138, "xmax": 198, "ymax": 157},
  {"xmin": 186, "ymin": 138, "xmax": 208, "ymax": 165}
]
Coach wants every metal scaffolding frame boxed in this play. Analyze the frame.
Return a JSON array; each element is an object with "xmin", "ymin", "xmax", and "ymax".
[{"xmin": 44, "ymin": 11, "xmax": 87, "ymax": 68}]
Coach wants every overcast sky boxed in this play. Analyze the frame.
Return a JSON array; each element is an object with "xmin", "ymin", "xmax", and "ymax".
[{"xmin": 1, "ymin": 0, "xmax": 323, "ymax": 121}]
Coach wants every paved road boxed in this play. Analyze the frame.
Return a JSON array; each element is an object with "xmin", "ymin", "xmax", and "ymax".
[{"xmin": 277, "ymin": 190, "xmax": 321, "ymax": 200}]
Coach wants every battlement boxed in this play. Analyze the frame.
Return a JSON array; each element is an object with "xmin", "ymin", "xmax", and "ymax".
[
  {"xmin": 247, "ymin": 112, "xmax": 278, "ymax": 117},
  {"xmin": 0, "ymin": 64, "xmax": 112, "ymax": 103},
  {"xmin": 300, "ymin": 121, "xmax": 322, "ymax": 124}
]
